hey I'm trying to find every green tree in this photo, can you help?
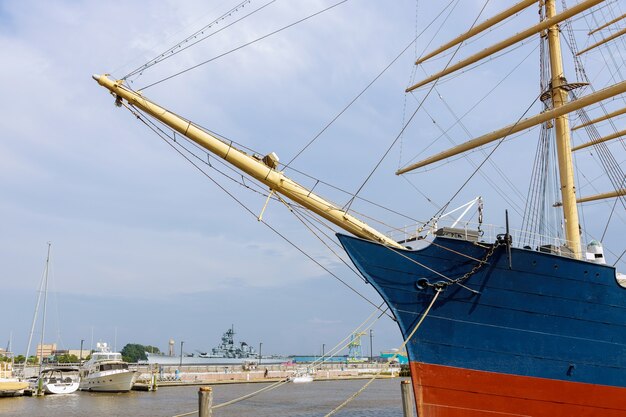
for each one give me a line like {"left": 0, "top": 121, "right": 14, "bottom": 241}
{"left": 56, "top": 354, "right": 79, "bottom": 363}
{"left": 121, "top": 343, "right": 160, "bottom": 363}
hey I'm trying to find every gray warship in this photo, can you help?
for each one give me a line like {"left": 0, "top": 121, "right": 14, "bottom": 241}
{"left": 144, "top": 327, "right": 288, "bottom": 365}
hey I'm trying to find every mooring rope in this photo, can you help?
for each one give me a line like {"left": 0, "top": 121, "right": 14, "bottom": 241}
{"left": 308, "top": 304, "right": 388, "bottom": 370}
{"left": 169, "top": 282, "right": 440, "bottom": 417}
{"left": 169, "top": 303, "right": 386, "bottom": 417}
{"left": 322, "top": 288, "right": 442, "bottom": 417}
{"left": 171, "top": 378, "right": 290, "bottom": 417}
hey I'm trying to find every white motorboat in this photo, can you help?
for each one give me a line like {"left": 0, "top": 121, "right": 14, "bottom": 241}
{"left": 32, "top": 367, "right": 80, "bottom": 394}
{"left": 79, "top": 342, "right": 137, "bottom": 392}
{"left": 290, "top": 368, "right": 314, "bottom": 384}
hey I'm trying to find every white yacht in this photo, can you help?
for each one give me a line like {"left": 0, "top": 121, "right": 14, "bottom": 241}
{"left": 79, "top": 342, "right": 137, "bottom": 392}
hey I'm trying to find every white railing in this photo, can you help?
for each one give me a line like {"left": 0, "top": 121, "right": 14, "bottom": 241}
{"left": 388, "top": 219, "right": 568, "bottom": 252}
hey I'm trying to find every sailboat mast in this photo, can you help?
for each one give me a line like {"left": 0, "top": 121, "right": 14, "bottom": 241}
{"left": 544, "top": 0, "right": 582, "bottom": 258}
{"left": 37, "top": 242, "right": 51, "bottom": 392}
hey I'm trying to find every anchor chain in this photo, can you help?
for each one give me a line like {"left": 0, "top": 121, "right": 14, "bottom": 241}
{"left": 424, "top": 239, "right": 505, "bottom": 291}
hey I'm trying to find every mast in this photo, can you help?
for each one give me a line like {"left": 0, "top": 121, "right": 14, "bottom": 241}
{"left": 37, "top": 242, "right": 51, "bottom": 395}
{"left": 398, "top": 1, "right": 615, "bottom": 258}
{"left": 93, "top": 75, "right": 403, "bottom": 249}
{"left": 544, "top": 0, "right": 581, "bottom": 257}
{"left": 24, "top": 258, "right": 47, "bottom": 374}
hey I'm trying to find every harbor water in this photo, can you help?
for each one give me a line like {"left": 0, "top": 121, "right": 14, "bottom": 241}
{"left": 2, "top": 378, "right": 411, "bottom": 416}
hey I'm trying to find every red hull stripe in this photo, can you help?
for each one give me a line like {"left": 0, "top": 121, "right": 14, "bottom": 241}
{"left": 410, "top": 362, "right": 626, "bottom": 417}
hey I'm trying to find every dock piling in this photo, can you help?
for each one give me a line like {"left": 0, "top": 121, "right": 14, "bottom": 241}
{"left": 198, "top": 386, "right": 213, "bottom": 417}
{"left": 401, "top": 380, "right": 414, "bottom": 417}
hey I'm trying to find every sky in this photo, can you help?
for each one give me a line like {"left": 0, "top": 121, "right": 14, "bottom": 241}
{"left": 1, "top": 0, "right": 624, "bottom": 358}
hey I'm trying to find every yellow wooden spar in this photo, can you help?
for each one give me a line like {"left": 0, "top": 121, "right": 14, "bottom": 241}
{"left": 572, "top": 128, "right": 626, "bottom": 151}
{"left": 396, "top": 80, "right": 626, "bottom": 173}
{"left": 572, "top": 106, "right": 626, "bottom": 131}
{"left": 92, "top": 74, "right": 403, "bottom": 249}
{"left": 414, "top": 0, "right": 537, "bottom": 65}
{"left": 588, "top": 12, "right": 626, "bottom": 35}
{"left": 576, "top": 189, "right": 626, "bottom": 204}
{"left": 406, "top": 0, "right": 604, "bottom": 93}
{"left": 577, "top": 26, "right": 626, "bottom": 55}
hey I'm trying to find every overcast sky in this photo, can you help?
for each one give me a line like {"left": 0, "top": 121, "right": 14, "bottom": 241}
{"left": 2, "top": 0, "right": 624, "bottom": 357}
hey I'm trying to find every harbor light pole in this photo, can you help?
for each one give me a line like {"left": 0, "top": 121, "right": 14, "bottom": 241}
{"left": 259, "top": 342, "right": 262, "bottom": 365}
{"left": 179, "top": 341, "right": 184, "bottom": 369}
{"left": 80, "top": 339, "right": 84, "bottom": 362}
{"left": 369, "top": 330, "right": 374, "bottom": 362}
{"left": 322, "top": 344, "right": 325, "bottom": 358}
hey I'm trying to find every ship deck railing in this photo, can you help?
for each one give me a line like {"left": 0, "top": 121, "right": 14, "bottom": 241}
{"left": 388, "top": 220, "right": 575, "bottom": 256}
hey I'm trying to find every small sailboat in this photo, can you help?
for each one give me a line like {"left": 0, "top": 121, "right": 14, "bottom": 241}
{"left": 93, "top": 0, "right": 626, "bottom": 414}
{"left": 31, "top": 368, "right": 80, "bottom": 395}
{"left": 23, "top": 243, "right": 80, "bottom": 395}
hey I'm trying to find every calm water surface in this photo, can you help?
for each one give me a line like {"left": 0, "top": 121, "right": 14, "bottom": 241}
{"left": 2, "top": 378, "right": 411, "bottom": 417}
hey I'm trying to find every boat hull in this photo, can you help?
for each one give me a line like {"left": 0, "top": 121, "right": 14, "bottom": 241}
{"left": 412, "top": 362, "right": 626, "bottom": 416}
{"left": 79, "top": 370, "right": 137, "bottom": 392}
{"left": 336, "top": 233, "right": 626, "bottom": 416}
{"left": 291, "top": 375, "right": 313, "bottom": 383}
{"left": 0, "top": 380, "right": 28, "bottom": 397}
{"left": 44, "top": 381, "right": 80, "bottom": 395}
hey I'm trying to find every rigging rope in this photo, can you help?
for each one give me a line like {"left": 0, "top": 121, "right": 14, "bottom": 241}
{"left": 171, "top": 378, "right": 290, "bottom": 417}
{"left": 124, "top": 0, "right": 269, "bottom": 80}
{"left": 433, "top": 93, "right": 542, "bottom": 234}
{"left": 123, "top": 102, "right": 395, "bottom": 319}
{"left": 342, "top": 0, "right": 494, "bottom": 214}
{"left": 171, "top": 304, "right": 388, "bottom": 417}
{"left": 322, "top": 288, "right": 442, "bottom": 417}
{"left": 284, "top": 0, "right": 459, "bottom": 169}
{"left": 139, "top": 0, "right": 349, "bottom": 90}
{"left": 307, "top": 304, "right": 388, "bottom": 370}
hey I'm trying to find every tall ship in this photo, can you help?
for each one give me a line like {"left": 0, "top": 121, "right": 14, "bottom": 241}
{"left": 94, "top": 0, "right": 626, "bottom": 414}
{"left": 145, "top": 327, "right": 287, "bottom": 365}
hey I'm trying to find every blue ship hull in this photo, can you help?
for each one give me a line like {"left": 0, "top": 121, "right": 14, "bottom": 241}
{"left": 337, "top": 233, "right": 626, "bottom": 415}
